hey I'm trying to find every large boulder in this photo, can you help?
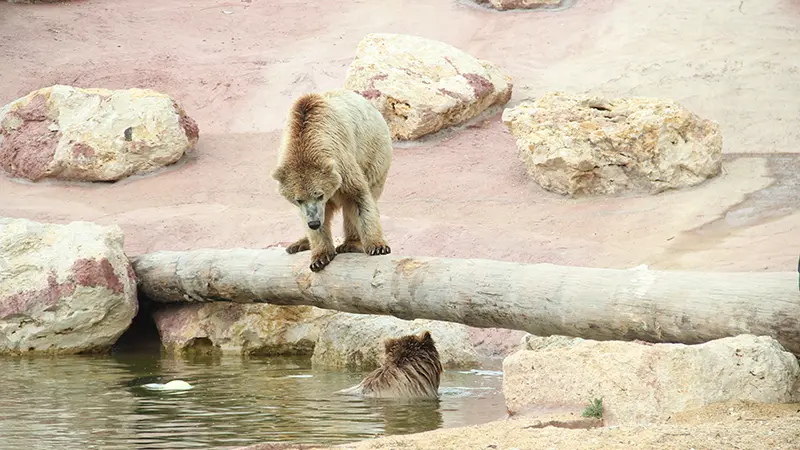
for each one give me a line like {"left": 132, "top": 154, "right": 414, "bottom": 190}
{"left": 311, "top": 314, "right": 481, "bottom": 370}
{"left": 344, "top": 33, "right": 513, "bottom": 140}
{"left": 501, "top": 92, "right": 723, "bottom": 197}
{"left": 0, "top": 85, "right": 199, "bottom": 182}
{"left": 0, "top": 218, "right": 138, "bottom": 354}
{"left": 152, "top": 303, "right": 335, "bottom": 356}
{"left": 503, "top": 334, "right": 800, "bottom": 425}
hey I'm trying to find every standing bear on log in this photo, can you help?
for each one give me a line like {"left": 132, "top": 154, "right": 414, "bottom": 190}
{"left": 271, "top": 89, "right": 394, "bottom": 272}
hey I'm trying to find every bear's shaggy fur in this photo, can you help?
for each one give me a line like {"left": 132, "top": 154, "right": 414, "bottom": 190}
{"left": 337, "top": 331, "right": 443, "bottom": 399}
{"left": 271, "top": 89, "right": 393, "bottom": 272}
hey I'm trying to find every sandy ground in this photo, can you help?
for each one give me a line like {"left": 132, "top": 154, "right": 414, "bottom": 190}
{"left": 327, "top": 401, "right": 800, "bottom": 450}
{"left": 1, "top": 0, "right": 800, "bottom": 446}
{"left": 1, "top": 0, "right": 798, "bottom": 272}
{"left": 237, "top": 401, "right": 800, "bottom": 450}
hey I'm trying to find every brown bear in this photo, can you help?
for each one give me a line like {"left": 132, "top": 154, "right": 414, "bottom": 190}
{"left": 271, "top": 89, "right": 393, "bottom": 272}
{"left": 336, "top": 330, "right": 444, "bottom": 399}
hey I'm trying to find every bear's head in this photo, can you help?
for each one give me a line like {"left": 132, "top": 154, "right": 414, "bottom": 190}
{"left": 272, "top": 158, "right": 342, "bottom": 231}
{"left": 383, "top": 330, "right": 440, "bottom": 368}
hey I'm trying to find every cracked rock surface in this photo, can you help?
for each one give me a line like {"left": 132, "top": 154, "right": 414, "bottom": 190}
{"left": 0, "top": 217, "right": 138, "bottom": 354}
{"left": 503, "top": 334, "right": 800, "bottom": 425}
{"left": 345, "top": 33, "right": 513, "bottom": 141}
{"left": 0, "top": 85, "right": 199, "bottom": 182}
{"left": 502, "top": 91, "right": 724, "bottom": 197}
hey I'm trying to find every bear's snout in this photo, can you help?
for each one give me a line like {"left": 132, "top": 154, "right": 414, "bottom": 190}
{"left": 307, "top": 220, "right": 321, "bottom": 230}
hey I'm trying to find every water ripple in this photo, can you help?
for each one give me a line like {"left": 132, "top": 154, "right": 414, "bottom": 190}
{"left": 0, "top": 354, "right": 504, "bottom": 449}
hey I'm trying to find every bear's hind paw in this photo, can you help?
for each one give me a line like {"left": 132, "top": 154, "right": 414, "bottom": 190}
{"left": 286, "top": 238, "right": 311, "bottom": 254}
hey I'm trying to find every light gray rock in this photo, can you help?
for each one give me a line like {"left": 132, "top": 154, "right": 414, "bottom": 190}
{"left": 503, "top": 334, "right": 800, "bottom": 425}
{"left": 311, "top": 313, "right": 481, "bottom": 370}
{"left": 502, "top": 91, "right": 723, "bottom": 197}
{"left": 0, "top": 218, "right": 138, "bottom": 354}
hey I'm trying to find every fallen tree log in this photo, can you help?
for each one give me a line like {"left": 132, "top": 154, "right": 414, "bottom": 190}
{"left": 130, "top": 248, "right": 800, "bottom": 354}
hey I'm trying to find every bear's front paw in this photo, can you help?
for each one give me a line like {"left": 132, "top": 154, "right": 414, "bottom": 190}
{"left": 366, "top": 243, "right": 391, "bottom": 256}
{"left": 310, "top": 251, "right": 337, "bottom": 272}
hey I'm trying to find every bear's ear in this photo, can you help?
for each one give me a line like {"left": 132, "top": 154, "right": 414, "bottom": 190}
{"left": 322, "top": 159, "right": 342, "bottom": 185}
{"left": 384, "top": 337, "right": 397, "bottom": 353}
{"left": 271, "top": 165, "right": 286, "bottom": 183}
{"left": 420, "top": 330, "right": 433, "bottom": 344}
{"left": 320, "top": 158, "right": 337, "bottom": 174}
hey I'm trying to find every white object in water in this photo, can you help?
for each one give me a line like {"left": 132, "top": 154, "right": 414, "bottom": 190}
{"left": 456, "top": 369, "right": 503, "bottom": 377}
{"left": 142, "top": 380, "right": 193, "bottom": 391}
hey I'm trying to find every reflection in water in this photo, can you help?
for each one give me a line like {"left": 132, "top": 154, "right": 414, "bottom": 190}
{"left": 377, "top": 397, "right": 443, "bottom": 435}
{"left": 0, "top": 353, "right": 505, "bottom": 449}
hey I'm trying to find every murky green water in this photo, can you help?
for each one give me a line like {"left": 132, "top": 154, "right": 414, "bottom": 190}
{"left": 0, "top": 353, "right": 505, "bottom": 450}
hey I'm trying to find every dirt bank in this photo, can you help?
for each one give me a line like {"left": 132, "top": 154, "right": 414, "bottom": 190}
{"left": 329, "top": 401, "right": 800, "bottom": 450}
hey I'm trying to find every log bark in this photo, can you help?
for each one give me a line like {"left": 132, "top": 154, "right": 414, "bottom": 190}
{"left": 130, "top": 248, "right": 800, "bottom": 354}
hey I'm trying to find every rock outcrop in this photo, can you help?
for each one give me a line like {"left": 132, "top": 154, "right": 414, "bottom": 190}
{"left": 502, "top": 92, "right": 723, "bottom": 197}
{"left": 503, "top": 334, "right": 800, "bottom": 425}
{"left": 345, "top": 33, "right": 513, "bottom": 140}
{"left": 0, "top": 85, "right": 199, "bottom": 182}
{"left": 311, "top": 314, "right": 481, "bottom": 370}
{"left": 474, "top": 0, "right": 568, "bottom": 11}
{"left": 0, "top": 218, "right": 138, "bottom": 354}
{"left": 152, "top": 303, "right": 335, "bottom": 356}
{"left": 151, "top": 302, "right": 481, "bottom": 368}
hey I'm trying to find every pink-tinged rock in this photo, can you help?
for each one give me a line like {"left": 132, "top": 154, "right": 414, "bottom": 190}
{"left": 0, "top": 218, "right": 138, "bottom": 354}
{"left": 344, "top": 33, "right": 513, "bottom": 140}
{"left": 149, "top": 301, "right": 482, "bottom": 368}
{"left": 0, "top": 93, "right": 60, "bottom": 181}
{"left": 0, "top": 85, "right": 199, "bottom": 182}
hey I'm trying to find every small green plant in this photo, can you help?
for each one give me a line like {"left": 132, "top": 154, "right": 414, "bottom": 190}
{"left": 581, "top": 397, "right": 604, "bottom": 419}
